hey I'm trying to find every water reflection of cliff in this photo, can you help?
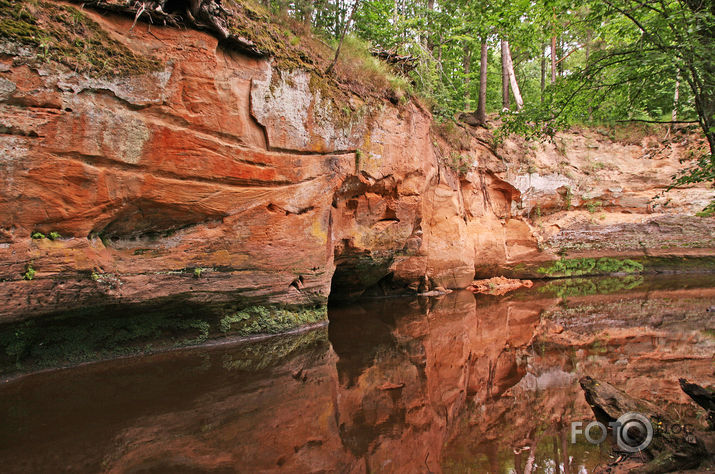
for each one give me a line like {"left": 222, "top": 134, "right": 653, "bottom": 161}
{"left": 0, "top": 275, "right": 712, "bottom": 473}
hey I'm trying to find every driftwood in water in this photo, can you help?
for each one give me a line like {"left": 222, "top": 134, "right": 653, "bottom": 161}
{"left": 579, "top": 376, "right": 708, "bottom": 473}
{"left": 680, "top": 378, "right": 715, "bottom": 430}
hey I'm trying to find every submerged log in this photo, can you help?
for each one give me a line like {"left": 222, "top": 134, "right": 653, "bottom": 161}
{"left": 679, "top": 378, "right": 715, "bottom": 430}
{"left": 579, "top": 376, "right": 708, "bottom": 473}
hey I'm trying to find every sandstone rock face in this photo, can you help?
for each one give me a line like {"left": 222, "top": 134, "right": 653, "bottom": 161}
{"left": 0, "top": 6, "right": 712, "bottom": 321}
{"left": 496, "top": 128, "right": 715, "bottom": 271}
{"left": 0, "top": 8, "right": 525, "bottom": 319}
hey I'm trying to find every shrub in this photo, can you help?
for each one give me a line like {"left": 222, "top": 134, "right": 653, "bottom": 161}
{"left": 586, "top": 200, "right": 603, "bottom": 213}
{"left": 219, "top": 305, "right": 327, "bottom": 336}
{"left": 696, "top": 201, "right": 715, "bottom": 218}
{"left": 331, "top": 35, "right": 412, "bottom": 98}
{"left": 23, "top": 264, "right": 36, "bottom": 280}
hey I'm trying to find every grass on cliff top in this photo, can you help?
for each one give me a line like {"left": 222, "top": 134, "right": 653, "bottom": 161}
{"left": 222, "top": 1, "right": 411, "bottom": 105}
{"left": 0, "top": 0, "right": 161, "bottom": 77}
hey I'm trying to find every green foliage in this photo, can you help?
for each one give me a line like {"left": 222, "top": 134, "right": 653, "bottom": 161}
{"left": 563, "top": 187, "right": 573, "bottom": 210}
{"left": 330, "top": 34, "right": 414, "bottom": 98}
{"left": 670, "top": 152, "right": 715, "bottom": 188}
{"left": 585, "top": 200, "right": 602, "bottom": 213}
{"left": 219, "top": 305, "right": 327, "bottom": 336}
{"left": 48, "top": 231, "right": 61, "bottom": 241}
{"left": 0, "top": 297, "right": 328, "bottom": 375}
{"left": 31, "top": 232, "right": 45, "bottom": 239}
{"left": 354, "top": 149, "right": 363, "bottom": 171}
{"left": 538, "top": 257, "right": 644, "bottom": 277}
{"left": 193, "top": 268, "right": 204, "bottom": 278}
{"left": 0, "top": 306, "right": 214, "bottom": 373}
{"left": 23, "top": 263, "right": 35, "bottom": 280}
{"left": 446, "top": 151, "right": 472, "bottom": 174}
{"left": 695, "top": 201, "right": 715, "bottom": 218}
{"left": 221, "top": 328, "right": 328, "bottom": 372}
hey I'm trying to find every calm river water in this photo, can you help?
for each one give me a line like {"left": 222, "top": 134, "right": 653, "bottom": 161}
{"left": 1, "top": 274, "right": 713, "bottom": 472}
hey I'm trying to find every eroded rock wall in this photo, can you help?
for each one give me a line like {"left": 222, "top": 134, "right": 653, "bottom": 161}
{"left": 0, "top": 4, "right": 712, "bottom": 322}
{"left": 495, "top": 128, "right": 715, "bottom": 273}
{"left": 0, "top": 7, "right": 522, "bottom": 319}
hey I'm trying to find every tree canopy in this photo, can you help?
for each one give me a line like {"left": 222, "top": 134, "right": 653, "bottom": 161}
{"left": 265, "top": 0, "right": 712, "bottom": 184}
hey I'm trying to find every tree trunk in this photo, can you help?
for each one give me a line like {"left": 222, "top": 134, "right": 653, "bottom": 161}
{"left": 463, "top": 44, "right": 471, "bottom": 111}
{"left": 501, "top": 40, "right": 510, "bottom": 110}
{"left": 679, "top": 378, "right": 714, "bottom": 429}
{"left": 540, "top": 43, "right": 546, "bottom": 103}
{"left": 551, "top": 35, "right": 557, "bottom": 83}
{"left": 425, "top": 0, "right": 435, "bottom": 51}
{"left": 503, "top": 40, "right": 524, "bottom": 110}
{"left": 476, "top": 41, "right": 488, "bottom": 123}
{"left": 326, "top": 0, "right": 360, "bottom": 75}
{"left": 393, "top": 0, "right": 398, "bottom": 31}
{"left": 667, "top": 71, "right": 680, "bottom": 137}
{"left": 672, "top": 71, "right": 680, "bottom": 122}
{"left": 303, "top": 0, "right": 312, "bottom": 28}
{"left": 586, "top": 31, "right": 592, "bottom": 120}
{"left": 437, "top": 33, "right": 442, "bottom": 63}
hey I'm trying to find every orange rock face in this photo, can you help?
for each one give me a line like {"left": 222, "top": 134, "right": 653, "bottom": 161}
{"left": 0, "top": 6, "right": 712, "bottom": 321}
{"left": 0, "top": 9, "right": 525, "bottom": 319}
{"left": 468, "top": 276, "right": 534, "bottom": 295}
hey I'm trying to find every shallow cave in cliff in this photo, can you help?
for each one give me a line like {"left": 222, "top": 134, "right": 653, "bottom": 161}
{"left": 328, "top": 239, "right": 399, "bottom": 304}
{"left": 91, "top": 199, "right": 223, "bottom": 247}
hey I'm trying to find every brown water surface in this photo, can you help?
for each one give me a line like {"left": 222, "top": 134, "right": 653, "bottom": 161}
{"left": 0, "top": 274, "right": 713, "bottom": 472}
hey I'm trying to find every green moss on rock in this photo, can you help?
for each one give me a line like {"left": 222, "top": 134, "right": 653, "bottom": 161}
{"left": 220, "top": 305, "right": 327, "bottom": 336}
{"left": 0, "top": 0, "right": 161, "bottom": 77}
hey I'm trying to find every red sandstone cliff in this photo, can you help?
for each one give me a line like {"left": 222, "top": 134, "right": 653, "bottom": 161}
{"left": 0, "top": 1, "right": 712, "bottom": 321}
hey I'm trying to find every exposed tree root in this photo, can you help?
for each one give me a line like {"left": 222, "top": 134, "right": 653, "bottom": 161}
{"left": 68, "top": 0, "right": 268, "bottom": 57}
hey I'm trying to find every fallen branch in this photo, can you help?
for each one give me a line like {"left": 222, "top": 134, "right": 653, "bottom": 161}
{"left": 580, "top": 376, "right": 708, "bottom": 473}
{"left": 679, "top": 378, "right": 715, "bottom": 430}
{"left": 370, "top": 48, "right": 418, "bottom": 74}
{"left": 615, "top": 119, "right": 699, "bottom": 124}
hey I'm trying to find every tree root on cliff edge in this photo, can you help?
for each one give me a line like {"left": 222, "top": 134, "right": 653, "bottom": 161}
{"left": 68, "top": 0, "right": 268, "bottom": 57}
